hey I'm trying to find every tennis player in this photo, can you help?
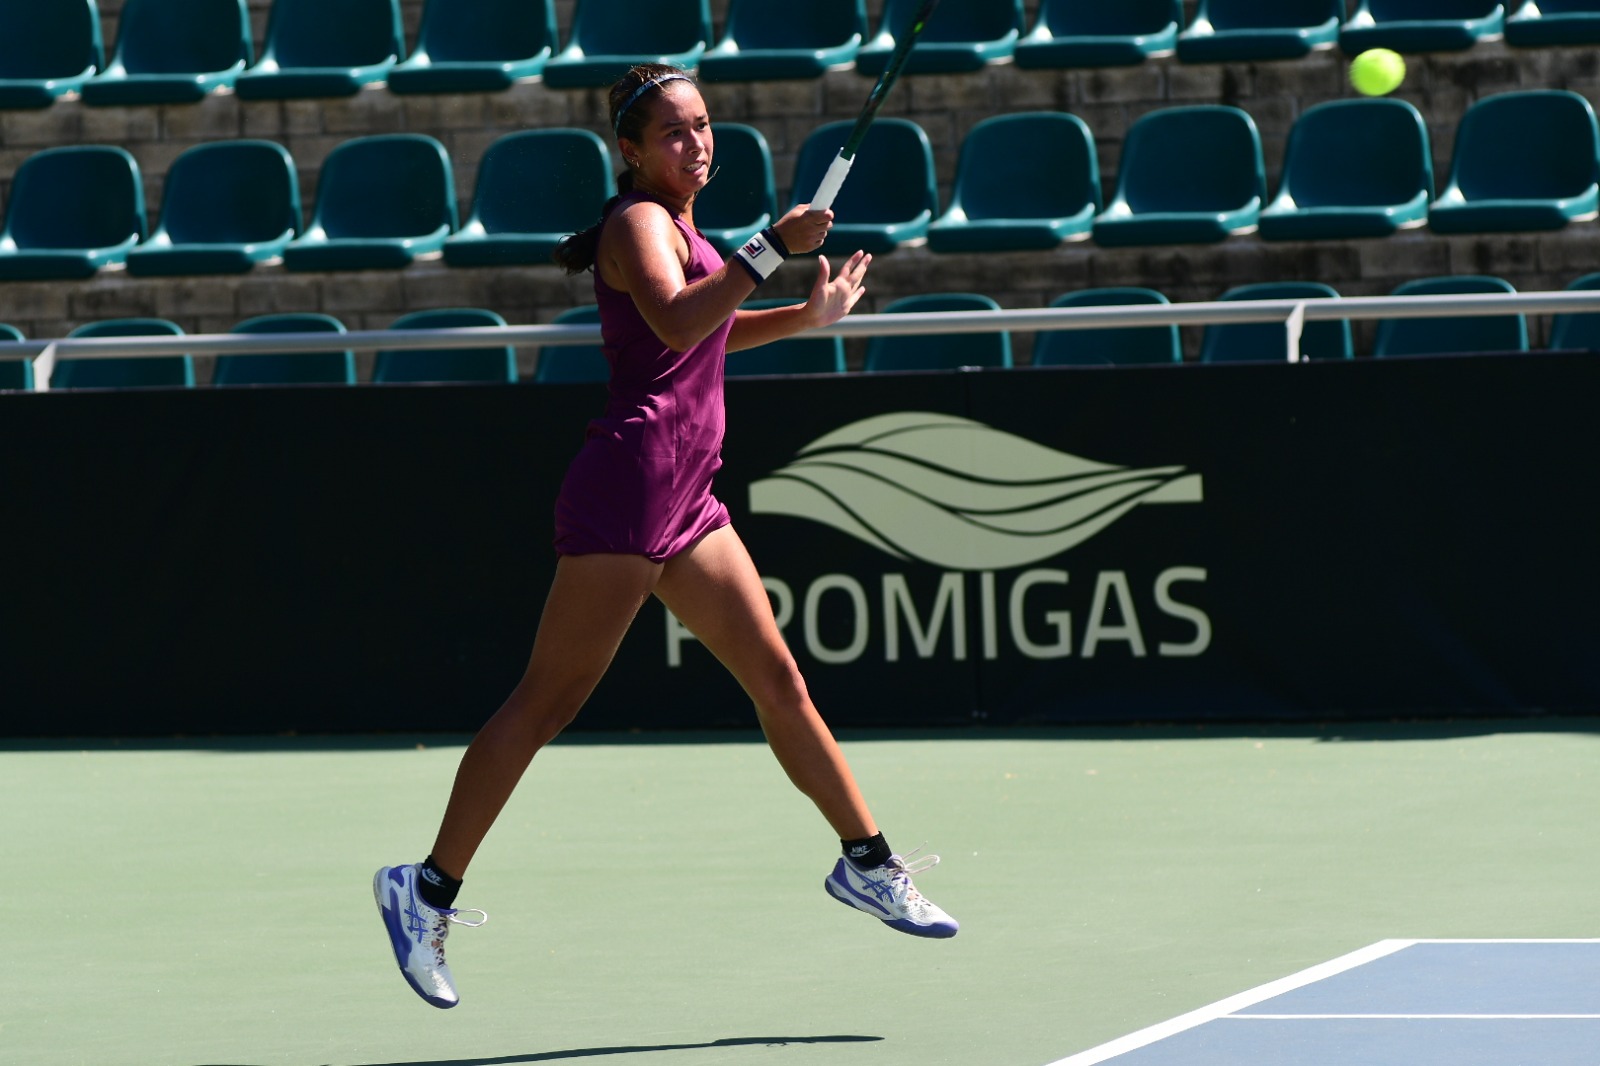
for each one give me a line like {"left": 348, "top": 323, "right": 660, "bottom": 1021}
{"left": 374, "top": 64, "right": 957, "bottom": 1010}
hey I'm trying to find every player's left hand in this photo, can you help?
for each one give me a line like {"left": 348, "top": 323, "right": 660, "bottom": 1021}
{"left": 806, "top": 250, "right": 871, "bottom": 328}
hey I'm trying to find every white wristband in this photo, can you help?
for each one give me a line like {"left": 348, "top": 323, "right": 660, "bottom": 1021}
{"left": 733, "top": 227, "right": 789, "bottom": 283}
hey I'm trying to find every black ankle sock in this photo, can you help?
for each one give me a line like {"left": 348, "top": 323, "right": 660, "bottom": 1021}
{"left": 417, "top": 856, "right": 462, "bottom": 910}
{"left": 842, "top": 832, "right": 892, "bottom": 869}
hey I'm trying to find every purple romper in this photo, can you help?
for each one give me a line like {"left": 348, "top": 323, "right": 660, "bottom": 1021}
{"left": 553, "top": 194, "right": 733, "bottom": 562}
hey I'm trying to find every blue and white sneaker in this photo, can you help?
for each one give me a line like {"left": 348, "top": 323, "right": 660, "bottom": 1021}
{"left": 373, "top": 863, "right": 487, "bottom": 1008}
{"left": 824, "top": 851, "right": 958, "bottom": 938}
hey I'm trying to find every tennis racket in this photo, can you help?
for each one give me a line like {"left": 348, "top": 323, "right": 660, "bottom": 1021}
{"left": 809, "top": 0, "right": 940, "bottom": 212}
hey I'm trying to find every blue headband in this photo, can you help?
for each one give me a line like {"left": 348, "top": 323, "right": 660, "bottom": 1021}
{"left": 614, "top": 74, "right": 692, "bottom": 137}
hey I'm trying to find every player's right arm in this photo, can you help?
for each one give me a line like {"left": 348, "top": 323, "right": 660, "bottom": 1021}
{"left": 601, "top": 200, "right": 825, "bottom": 353}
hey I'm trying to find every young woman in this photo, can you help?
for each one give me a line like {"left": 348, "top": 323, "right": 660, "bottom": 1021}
{"left": 374, "top": 64, "right": 956, "bottom": 1010}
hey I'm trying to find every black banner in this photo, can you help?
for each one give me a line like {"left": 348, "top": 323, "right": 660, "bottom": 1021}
{"left": 2, "top": 353, "right": 1596, "bottom": 737}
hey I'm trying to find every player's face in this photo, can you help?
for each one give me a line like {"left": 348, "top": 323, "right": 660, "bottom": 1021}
{"left": 628, "top": 85, "right": 714, "bottom": 203}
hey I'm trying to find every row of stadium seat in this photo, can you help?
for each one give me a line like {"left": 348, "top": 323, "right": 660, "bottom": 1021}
{"left": 0, "top": 88, "right": 1593, "bottom": 280}
{"left": 0, "top": 133, "right": 585, "bottom": 279}
{"left": 5, "top": 271, "right": 1597, "bottom": 392}
{"left": 7, "top": 0, "right": 1600, "bottom": 109}
{"left": 930, "top": 90, "right": 1600, "bottom": 251}
{"left": 0, "top": 309, "right": 516, "bottom": 390}
{"left": 818, "top": 274, "right": 1600, "bottom": 369}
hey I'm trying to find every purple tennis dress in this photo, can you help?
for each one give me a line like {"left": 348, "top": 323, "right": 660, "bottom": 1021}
{"left": 553, "top": 194, "right": 733, "bottom": 562}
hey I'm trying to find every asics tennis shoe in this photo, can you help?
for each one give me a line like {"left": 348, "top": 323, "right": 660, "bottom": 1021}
{"left": 824, "top": 851, "right": 958, "bottom": 938}
{"left": 373, "top": 863, "right": 487, "bottom": 1008}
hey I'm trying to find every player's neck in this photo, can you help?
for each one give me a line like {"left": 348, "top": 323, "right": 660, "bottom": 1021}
{"left": 633, "top": 176, "right": 695, "bottom": 222}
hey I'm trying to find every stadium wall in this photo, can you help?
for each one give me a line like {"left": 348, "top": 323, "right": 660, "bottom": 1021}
{"left": 1, "top": 352, "right": 1597, "bottom": 737}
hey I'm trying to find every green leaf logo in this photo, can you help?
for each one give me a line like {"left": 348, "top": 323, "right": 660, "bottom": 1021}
{"left": 749, "top": 412, "right": 1202, "bottom": 571}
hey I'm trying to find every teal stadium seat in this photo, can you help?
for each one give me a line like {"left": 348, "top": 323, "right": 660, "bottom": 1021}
{"left": 0, "top": 324, "right": 31, "bottom": 391}
{"left": 692, "top": 124, "right": 777, "bottom": 257}
{"left": 928, "top": 112, "right": 1101, "bottom": 253}
{"left": 727, "top": 298, "right": 846, "bottom": 376}
{"left": 1340, "top": 0, "right": 1507, "bottom": 54}
{"left": 1177, "top": 0, "right": 1343, "bottom": 62}
{"left": 542, "top": 0, "right": 712, "bottom": 89}
{"left": 792, "top": 118, "right": 938, "bottom": 256}
{"left": 284, "top": 135, "right": 457, "bottom": 271}
{"left": 858, "top": 0, "right": 1022, "bottom": 75}
{"left": 1259, "top": 98, "right": 1433, "bottom": 240}
{"left": 444, "top": 129, "right": 614, "bottom": 267}
{"left": 373, "top": 308, "right": 517, "bottom": 384}
{"left": 700, "top": 0, "right": 866, "bottom": 81}
{"left": 126, "top": 140, "right": 300, "bottom": 276}
{"left": 387, "top": 0, "right": 557, "bottom": 94}
{"left": 1506, "top": 0, "right": 1600, "bottom": 45}
{"left": 0, "top": 146, "right": 145, "bottom": 280}
{"left": 1032, "top": 288, "right": 1180, "bottom": 367}
{"left": 1428, "top": 90, "right": 1600, "bottom": 233}
{"left": 535, "top": 305, "right": 609, "bottom": 384}
{"left": 81, "top": 0, "right": 250, "bottom": 106}
{"left": 1374, "top": 275, "right": 1528, "bottom": 357}
{"left": 234, "top": 0, "right": 402, "bottom": 99}
{"left": 1199, "top": 282, "right": 1353, "bottom": 363}
{"left": 1016, "top": 0, "right": 1182, "bottom": 68}
{"left": 54, "top": 319, "right": 194, "bottom": 390}
{"left": 213, "top": 314, "right": 355, "bottom": 386}
{"left": 0, "top": 0, "right": 102, "bottom": 109}
{"left": 1548, "top": 272, "right": 1600, "bottom": 352}
{"left": 864, "top": 294, "right": 1012, "bottom": 373}
{"left": 1093, "top": 106, "right": 1265, "bottom": 247}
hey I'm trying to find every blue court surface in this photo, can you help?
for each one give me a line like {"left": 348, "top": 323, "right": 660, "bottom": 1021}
{"left": 1046, "top": 940, "right": 1600, "bottom": 1066}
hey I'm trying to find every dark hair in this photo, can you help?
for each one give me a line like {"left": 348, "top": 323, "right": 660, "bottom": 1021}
{"left": 552, "top": 64, "right": 695, "bottom": 276}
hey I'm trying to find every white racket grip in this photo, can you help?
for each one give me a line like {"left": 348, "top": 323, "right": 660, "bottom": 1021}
{"left": 32, "top": 341, "right": 57, "bottom": 392}
{"left": 809, "top": 152, "right": 854, "bottom": 212}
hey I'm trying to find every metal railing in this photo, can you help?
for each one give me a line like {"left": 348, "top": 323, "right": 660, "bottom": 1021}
{"left": 3, "top": 289, "right": 1598, "bottom": 390}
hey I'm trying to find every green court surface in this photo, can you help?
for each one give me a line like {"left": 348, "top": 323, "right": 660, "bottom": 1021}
{"left": 7, "top": 720, "right": 1597, "bottom": 1066}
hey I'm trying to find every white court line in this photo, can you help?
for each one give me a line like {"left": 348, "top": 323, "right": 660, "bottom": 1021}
{"left": 1226, "top": 1014, "right": 1600, "bottom": 1021}
{"left": 1400, "top": 938, "right": 1600, "bottom": 944}
{"left": 1042, "top": 939, "right": 1600, "bottom": 1066}
{"left": 1040, "top": 939, "right": 1417, "bottom": 1066}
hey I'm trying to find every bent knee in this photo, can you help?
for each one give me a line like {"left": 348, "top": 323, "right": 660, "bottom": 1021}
{"left": 746, "top": 658, "right": 813, "bottom": 718}
{"left": 495, "top": 673, "right": 598, "bottom": 739}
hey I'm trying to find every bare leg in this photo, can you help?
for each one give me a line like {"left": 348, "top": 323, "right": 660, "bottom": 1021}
{"left": 655, "top": 525, "right": 877, "bottom": 841}
{"left": 427, "top": 553, "right": 663, "bottom": 879}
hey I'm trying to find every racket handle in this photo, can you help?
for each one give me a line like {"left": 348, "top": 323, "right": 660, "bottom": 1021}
{"left": 809, "top": 152, "right": 854, "bottom": 212}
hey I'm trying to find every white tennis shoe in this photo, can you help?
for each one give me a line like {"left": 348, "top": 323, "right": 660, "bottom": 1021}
{"left": 824, "top": 851, "right": 958, "bottom": 938}
{"left": 373, "top": 863, "right": 487, "bottom": 1008}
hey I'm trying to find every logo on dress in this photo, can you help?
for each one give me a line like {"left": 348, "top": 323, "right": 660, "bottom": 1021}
{"left": 748, "top": 411, "right": 1202, "bottom": 571}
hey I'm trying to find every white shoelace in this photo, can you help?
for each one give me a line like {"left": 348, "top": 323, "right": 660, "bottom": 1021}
{"left": 897, "top": 846, "right": 940, "bottom": 877}
{"left": 886, "top": 847, "right": 940, "bottom": 903}
{"left": 424, "top": 908, "right": 489, "bottom": 966}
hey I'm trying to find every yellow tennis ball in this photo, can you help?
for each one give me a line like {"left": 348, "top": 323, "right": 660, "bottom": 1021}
{"left": 1350, "top": 48, "right": 1406, "bottom": 96}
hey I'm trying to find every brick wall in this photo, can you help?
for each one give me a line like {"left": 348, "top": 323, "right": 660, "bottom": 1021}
{"left": 3, "top": 6, "right": 1596, "bottom": 365}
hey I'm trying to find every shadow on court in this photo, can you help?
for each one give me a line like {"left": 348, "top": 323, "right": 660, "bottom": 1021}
{"left": 190, "top": 1034, "right": 885, "bottom": 1066}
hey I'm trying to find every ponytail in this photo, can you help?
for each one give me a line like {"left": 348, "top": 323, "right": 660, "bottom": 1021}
{"left": 552, "top": 170, "right": 635, "bottom": 275}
